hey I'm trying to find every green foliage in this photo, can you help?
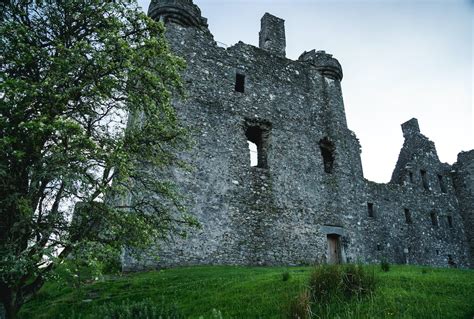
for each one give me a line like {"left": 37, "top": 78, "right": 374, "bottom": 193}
{"left": 308, "top": 264, "right": 376, "bottom": 303}
{"left": 282, "top": 271, "right": 291, "bottom": 282}
{"left": 381, "top": 259, "right": 390, "bottom": 272}
{"left": 0, "top": 0, "right": 196, "bottom": 316}
{"left": 18, "top": 265, "right": 474, "bottom": 319}
{"left": 52, "top": 253, "right": 121, "bottom": 290}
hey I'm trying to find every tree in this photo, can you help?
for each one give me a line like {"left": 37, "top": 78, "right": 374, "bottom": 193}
{"left": 0, "top": 1, "right": 196, "bottom": 318}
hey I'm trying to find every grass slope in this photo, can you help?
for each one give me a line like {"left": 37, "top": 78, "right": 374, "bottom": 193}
{"left": 20, "top": 265, "right": 474, "bottom": 319}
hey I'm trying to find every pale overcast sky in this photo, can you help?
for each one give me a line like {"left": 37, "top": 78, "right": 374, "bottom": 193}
{"left": 137, "top": 0, "right": 473, "bottom": 183}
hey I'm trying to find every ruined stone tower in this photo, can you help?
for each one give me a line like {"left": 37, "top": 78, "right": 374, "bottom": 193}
{"left": 122, "top": 0, "right": 473, "bottom": 270}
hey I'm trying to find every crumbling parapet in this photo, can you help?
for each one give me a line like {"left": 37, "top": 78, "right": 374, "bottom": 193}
{"left": 401, "top": 118, "right": 420, "bottom": 138}
{"left": 391, "top": 118, "right": 441, "bottom": 186}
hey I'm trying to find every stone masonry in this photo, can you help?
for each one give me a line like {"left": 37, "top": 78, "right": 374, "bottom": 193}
{"left": 122, "top": 0, "right": 473, "bottom": 270}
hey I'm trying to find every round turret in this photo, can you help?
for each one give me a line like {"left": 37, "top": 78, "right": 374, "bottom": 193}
{"left": 299, "top": 50, "right": 343, "bottom": 81}
{"left": 148, "top": 0, "right": 208, "bottom": 28}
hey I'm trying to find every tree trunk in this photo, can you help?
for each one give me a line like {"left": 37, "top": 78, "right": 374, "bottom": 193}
{"left": 1, "top": 288, "right": 19, "bottom": 319}
{"left": 5, "top": 304, "right": 19, "bottom": 319}
{"left": 0, "top": 303, "right": 5, "bottom": 319}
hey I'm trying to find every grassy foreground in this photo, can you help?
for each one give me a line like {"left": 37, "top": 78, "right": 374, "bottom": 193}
{"left": 19, "top": 265, "right": 474, "bottom": 319}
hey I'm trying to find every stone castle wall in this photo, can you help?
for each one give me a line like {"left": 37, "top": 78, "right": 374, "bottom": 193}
{"left": 453, "top": 151, "right": 474, "bottom": 267}
{"left": 121, "top": 0, "right": 472, "bottom": 270}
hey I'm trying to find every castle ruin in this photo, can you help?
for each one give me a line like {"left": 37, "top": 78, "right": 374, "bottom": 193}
{"left": 122, "top": 0, "right": 474, "bottom": 270}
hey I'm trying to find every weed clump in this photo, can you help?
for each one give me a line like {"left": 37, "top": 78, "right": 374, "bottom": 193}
{"left": 380, "top": 259, "right": 390, "bottom": 272}
{"left": 93, "top": 299, "right": 184, "bottom": 319}
{"left": 282, "top": 271, "right": 291, "bottom": 282}
{"left": 308, "top": 264, "right": 376, "bottom": 303}
{"left": 287, "top": 289, "right": 312, "bottom": 319}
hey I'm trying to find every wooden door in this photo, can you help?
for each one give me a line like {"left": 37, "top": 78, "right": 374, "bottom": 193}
{"left": 327, "top": 234, "right": 341, "bottom": 264}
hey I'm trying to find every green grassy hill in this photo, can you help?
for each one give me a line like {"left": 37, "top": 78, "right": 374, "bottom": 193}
{"left": 19, "top": 265, "right": 474, "bottom": 319}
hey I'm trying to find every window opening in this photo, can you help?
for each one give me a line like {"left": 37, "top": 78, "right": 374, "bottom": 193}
{"left": 319, "top": 137, "right": 335, "bottom": 174}
{"left": 430, "top": 211, "right": 438, "bottom": 227}
{"left": 420, "top": 169, "right": 429, "bottom": 191}
{"left": 404, "top": 208, "right": 412, "bottom": 224}
{"left": 235, "top": 73, "right": 245, "bottom": 93}
{"left": 437, "top": 174, "right": 447, "bottom": 193}
{"left": 245, "top": 122, "right": 271, "bottom": 168}
{"left": 367, "top": 203, "right": 375, "bottom": 218}
{"left": 447, "top": 215, "right": 453, "bottom": 228}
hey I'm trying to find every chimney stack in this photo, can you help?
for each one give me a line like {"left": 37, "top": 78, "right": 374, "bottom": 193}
{"left": 259, "top": 13, "right": 286, "bottom": 58}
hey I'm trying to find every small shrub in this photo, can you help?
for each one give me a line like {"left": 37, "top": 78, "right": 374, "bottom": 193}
{"left": 308, "top": 264, "right": 376, "bottom": 303}
{"left": 421, "top": 268, "right": 428, "bottom": 274}
{"left": 308, "top": 264, "right": 342, "bottom": 303}
{"left": 342, "top": 264, "right": 376, "bottom": 298}
{"left": 287, "top": 290, "right": 312, "bottom": 319}
{"left": 92, "top": 299, "right": 184, "bottom": 319}
{"left": 380, "top": 259, "right": 390, "bottom": 272}
{"left": 282, "top": 271, "right": 291, "bottom": 281}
